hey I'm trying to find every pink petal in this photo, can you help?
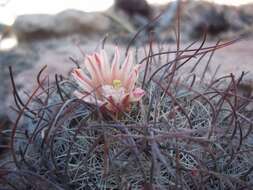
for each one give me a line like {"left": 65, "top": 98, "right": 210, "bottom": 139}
{"left": 100, "top": 49, "right": 111, "bottom": 83}
{"left": 94, "top": 53, "right": 102, "bottom": 67}
{"left": 130, "top": 88, "right": 145, "bottom": 102}
{"left": 121, "top": 51, "right": 133, "bottom": 83}
{"left": 71, "top": 69, "right": 93, "bottom": 91}
{"left": 124, "top": 64, "right": 141, "bottom": 91}
{"left": 94, "top": 52, "right": 108, "bottom": 83}
{"left": 111, "top": 46, "right": 120, "bottom": 81}
{"left": 109, "top": 93, "right": 130, "bottom": 113}
{"left": 106, "top": 95, "right": 118, "bottom": 112}
{"left": 121, "top": 94, "right": 130, "bottom": 111}
{"left": 85, "top": 55, "right": 104, "bottom": 85}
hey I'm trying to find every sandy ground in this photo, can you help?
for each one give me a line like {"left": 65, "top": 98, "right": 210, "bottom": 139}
{"left": 195, "top": 39, "right": 253, "bottom": 79}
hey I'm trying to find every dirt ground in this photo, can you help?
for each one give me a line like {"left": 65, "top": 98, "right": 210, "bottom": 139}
{"left": 196, "top": 39, "right": 253, "bottom": 79}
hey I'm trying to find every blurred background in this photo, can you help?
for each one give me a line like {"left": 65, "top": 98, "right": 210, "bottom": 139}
{"left": 1, "top": 0, "right": 253, "bottom": 126}
{"left": 0, "top": 0, "right": 253, "bottom": 25}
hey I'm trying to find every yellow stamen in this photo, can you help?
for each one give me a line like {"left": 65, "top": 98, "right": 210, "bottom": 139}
{"left": 113, "top": 80, "right": 121, "bottom": 89}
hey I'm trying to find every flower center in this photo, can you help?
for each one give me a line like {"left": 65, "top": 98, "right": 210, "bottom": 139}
{"left": 112, "top": 79, "right": 121, "bottom": 90}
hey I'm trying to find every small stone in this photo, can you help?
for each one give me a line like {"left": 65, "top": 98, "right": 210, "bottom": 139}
{"left": 13, "top": 9, "right": 111, "bottom": 41}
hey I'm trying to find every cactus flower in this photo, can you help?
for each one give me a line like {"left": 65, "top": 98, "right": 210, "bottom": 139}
{"left": 71, "top": 47, "right": 145, "bottom": 112}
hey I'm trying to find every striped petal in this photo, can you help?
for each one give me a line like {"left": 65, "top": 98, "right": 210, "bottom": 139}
{"left": 120, "top": 51, "right": 133, "bottom": 83}
{"left": 85, "top": 55, "right": 104, "bottom": 85}
{"left": 111, "top": 46, "right": 120, "bottom": 81}
{"left": 124, "top": 64, "right": 141, "bottom": 91}
{"left": 71, "top": 68, "right": 93, "bottom": 91}
{"left": 100, "top": 49, "right": 111, "bottom": 83}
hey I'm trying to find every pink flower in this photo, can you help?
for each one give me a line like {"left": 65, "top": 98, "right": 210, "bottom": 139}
{"left": 71, "top": 47, "right": 145, "bottom": 112}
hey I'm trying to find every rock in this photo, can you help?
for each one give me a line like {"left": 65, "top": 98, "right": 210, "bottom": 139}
{"left": 181, "top": 1, "right": 230, "bottom": 39}
{"left": 13, "top": 9, "right": 111, "bottom": 41}
{"left": 179, "top": 1, "right": 253, "bottom": 40}
{"left": 240, "top": 3, "right": 253, "bottom": 25}
{"left": 194, "top": 9, "right": 229, "bottom": 37}
{"left": 115, "top": 0, "right": 152, "bottom": 18}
